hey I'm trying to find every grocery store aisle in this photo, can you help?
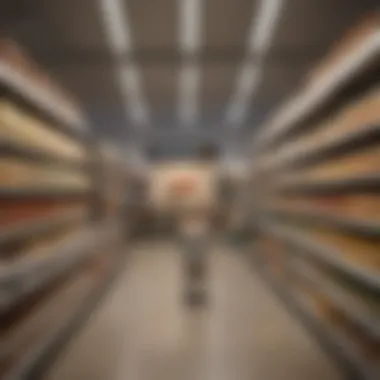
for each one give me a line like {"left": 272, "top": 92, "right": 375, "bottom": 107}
{"left": 46, "top": 242, "right": 341, "bottom": 380}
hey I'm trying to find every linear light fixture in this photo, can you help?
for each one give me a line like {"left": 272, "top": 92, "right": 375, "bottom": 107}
{"left": 227, "top": 63, "right": 260, "bottom": 125}
{"left": 226, "top": 0, "right": 283, "bottom": 126}
{"left": 178, "top": 62, "right": 200, "bottom": 126}
{"left": 119, "top": 64, "right": 149, "bottom": 125}
{"left": 179, "top": 0, "right": 202, "bottom": 54}
{"left": 178, "top": 0, "right": 202, "bottom": 126}
{"left": 247, "top": 0, "right": 283, "bottom": 55}
{"left": 100, "top": 0, "right": 149, "bottom": 127}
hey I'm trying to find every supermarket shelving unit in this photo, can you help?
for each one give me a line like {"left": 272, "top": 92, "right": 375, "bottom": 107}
{"left": 0, "top": 41, "right": 129, "bottom": 379}
{"left": 247, "top": 14, "right": 380, "bottom": 380}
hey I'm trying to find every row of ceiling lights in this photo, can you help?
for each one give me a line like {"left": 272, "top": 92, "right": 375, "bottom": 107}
{"left": 99, "top": 0, "right": 283, "bottom": 130}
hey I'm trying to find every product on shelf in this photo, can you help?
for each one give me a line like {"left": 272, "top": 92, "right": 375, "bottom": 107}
{"left": 272, "top": 194, "right": 380, "bottom": 224}
{"left": 1, "top": 267, "right": 96, "bottom": 376}
{"left": 250, "top": 12, "right": 380, "bottom": 374}
{"left": 0, "top": 159, "right": 89, "bottom": 189}
{"left": 0, "top": 101, "right": 85, "bottom": 160}
{"left": 332, "top": 87, "right": 380, "bottom": 134}
{"left": 25, "top": 225, "right": 83, "bottom": 257}
{"left": 280, "top": 145, "right": 380, "bottom": 185}
{"left": 0, "top": 200, "right": 86, "bottom": 227}
{"left": 302, "top": 87, "right": 380, "bottom": 152}
{"left": 295, "top": 258, "right": 380, "bottom": 359}
{"left": 0, "top": 38, "right": 125, "bottom": 380}
{"left": 294, "top": 223, "right": 380, "bottom": 270}
{"left": 0, "top": 38, "right": 83, "bottom": 127}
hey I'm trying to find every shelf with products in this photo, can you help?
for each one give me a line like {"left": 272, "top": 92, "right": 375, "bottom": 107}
{"left": 244, "top": 250, "right": 379, "bottom": 380}
{"left": 0, "top": 221, "right": 119, "bottom": 312}
{"left": 292, "top": 258, "right": 380, "bottom": 342}
{"left": 255, "top": 93, "right": 380, "bottom": 175}
{"left": 254, "top": 218, "right": 380, "bottom": 295}
{"left": 0, "top": 208, "right": 87, "bottom": 247}
{"left": 247, "top": 13, "right": 380, "bottom": 380}
{"left": 268, "top": 206, "right": 380, "bottom": 238}
{"left": 258, "top": 194, "right": 380, "bottom": 238}
{"left": 251, "top": 13, "right": 380, "bottom": 156}
{"left": 1, "top": 246, "right": 126, "bottom": 380}
{"left": 0, "top": 39, "right": 128, "bottom": 379}
{"left": 0, "top": 40, "right": 88, "bottom": 140}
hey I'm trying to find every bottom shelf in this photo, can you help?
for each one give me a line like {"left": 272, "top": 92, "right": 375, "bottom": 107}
{"left": 244, "top": 251, "right": 379, "bottom": 380}
{"left": 2, "top": 248, "right": 128, "bottom": 380}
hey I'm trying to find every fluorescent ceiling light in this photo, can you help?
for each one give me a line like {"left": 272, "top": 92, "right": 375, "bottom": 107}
{"left": 119, "top": 64, "right": 149, "bottom": 125}
{"left": 226, "top": 0, "right": 283, "bottom": 126}
{"left": 235, "top": 64, "right": 260, "bottom": 99}
{"left": 100, "top": 0, "right": 149, "bottom": 127}
{"left": 226, "top": 63, "right": 260, "bottom": 124}
{"left": 178, "top": 0, "right": 203, "bottom": 126}
{"left": 179, "top": 0, "right": 202, "bottom": 54}
{"left": 247, "top": 0, "right": 283, "bottom": 55}
{"left": 100, "top": 0, "right": 132, "bottom": 55}
{"left": 178, "top": 63, "right": 200, "bottom": 126}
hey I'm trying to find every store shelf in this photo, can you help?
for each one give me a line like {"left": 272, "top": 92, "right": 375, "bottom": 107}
{"left": 265, "top": 206, "right": 380, "bottom": 238}
{"left": 0, "top": 187, "right": 89, "bottom": 201}
{"left": 0, "top": 221, "right": 118, "bottom": 313}
{"left": 279, "top": 174, "right": 380, "bottom": 195}
{"left": 245, "top": 253, "right": 378, "bottom": 380}
{"left": 256, "top": 220, "right": 380, "bottom": 295}
{"left": 0, "top": 141, "right": 86, "bottom": 171}
{"left": 2, "top": 249, "right": 127, "bottom": 380}
{"left": 0, "top": 62, "right": 88, "bottom": 141}
{"left": 0, "top": 208, "right": 87, "bottom": 246}
{"left": 252, "top": 29, "right": 380, "bottom": 153}
{"left": 257, "top": 122, "right": 380, "bottom": 173}
{"left": 295, "top": 263, "right": 380, "bottom": 341}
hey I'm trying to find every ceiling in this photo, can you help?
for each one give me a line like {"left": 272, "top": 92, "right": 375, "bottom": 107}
{"left": 1, "top": 0, "right": 378, "bottom": 158}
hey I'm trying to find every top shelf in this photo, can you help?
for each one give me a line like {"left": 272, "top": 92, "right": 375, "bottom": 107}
{"left": 252, "top": 20, "right": 380, "bottom": 153}
{"left": 0, "top": 41, "right": 89, "bottom": 141}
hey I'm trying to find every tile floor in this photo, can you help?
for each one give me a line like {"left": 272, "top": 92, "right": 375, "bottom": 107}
{"left": 46, "top": 242, "right": 342, "bottom": 380}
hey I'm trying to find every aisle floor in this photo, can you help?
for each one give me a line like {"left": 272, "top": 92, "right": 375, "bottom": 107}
{"left": 47, "top": 242, "right": 342, "bottom": 380}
